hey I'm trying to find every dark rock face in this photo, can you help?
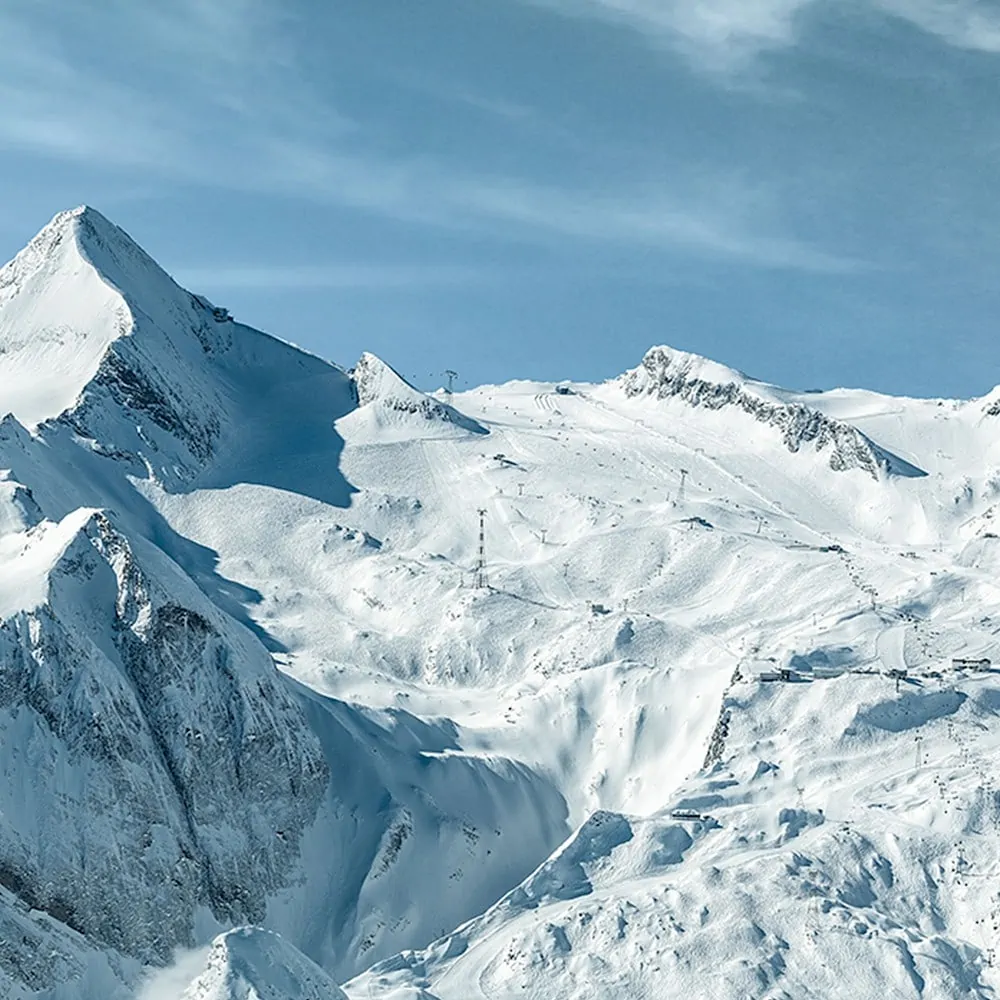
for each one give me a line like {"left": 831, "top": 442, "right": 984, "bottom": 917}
{"left": 0, "top": 513, "right": 328, "bottom": 970}
{"left": 70, "top": 346, "right": 222, "bottom": 465}
{"left": 623, "top": 347, "right": 882, "bottom": 479}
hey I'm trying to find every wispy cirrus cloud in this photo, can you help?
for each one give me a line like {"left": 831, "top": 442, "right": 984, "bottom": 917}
{"left": 0, "top": 0, "right": 857, "bottom": 273}
{"left": 527, "top": 0, "right": 812, "bottom": 70}
{"left": 242, "top": 135, "right": 859, "bottom": 272}
{"left": 879, "top": 0, "right": 1000, "bottom": 53}
{"left": 171, "top": 262, "right": 491, "bottom": 292}
{"left": 523, "top": 0, "right": 1000, "bottom": 70}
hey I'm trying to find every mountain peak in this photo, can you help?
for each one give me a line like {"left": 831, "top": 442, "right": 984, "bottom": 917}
{"left": 0, "top": 207, "right": 145, "bottom": 428}
{"left": 638, "top": 343, "right": 752, "bottom": 389}
{"left": 353, "top": 351, "right": 421, "bottom": 408}
{"left": 350, "top": 351, "right": 487, "bottom": 436}
{"left": 50, "top": 203, "right": 103, "bottom": 228}
{"left": 0, "top": 202, "right": 237, "bottom": 463}
{"left": 7, "top": 205, "right": 139, "bottom": 277}
{"left": 180, "top": 928, "right": 348, "bottom": 1000}
{"left": 620, "top": 344, "right": 888, "bottom": 478}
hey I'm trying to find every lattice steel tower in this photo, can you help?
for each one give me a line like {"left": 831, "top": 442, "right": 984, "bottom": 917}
{"left": 474, "top": 508, "right": 488, "bottom": 589}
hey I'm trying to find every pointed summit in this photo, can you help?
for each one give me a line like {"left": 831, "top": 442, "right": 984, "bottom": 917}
{"left": 351, "top": 351, "right": 487, "bottom": 435}
{"left": 180, "top": 928, "right": 349, "bottom": 1000}
{"left": 0, "top": 203, "right": 239, "bottom": 483}
{"left": 0, "top": 206, "right": 140, "bottom": 427}
{"left": 1, "top": 205, "right": 162, "bottom": 301}
{"left": 0, "top": 206, "right": 356, "bottom": 494}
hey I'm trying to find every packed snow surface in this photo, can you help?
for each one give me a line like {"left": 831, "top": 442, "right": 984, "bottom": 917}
{"left": 1, "top": 207, "right": 1000, "bottom": 999}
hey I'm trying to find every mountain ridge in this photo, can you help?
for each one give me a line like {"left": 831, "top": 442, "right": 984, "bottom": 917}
{"left": 2, "top": 207, "right": 1000, "bottom": 998}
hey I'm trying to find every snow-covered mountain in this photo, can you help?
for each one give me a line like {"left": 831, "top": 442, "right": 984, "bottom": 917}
{"left": 2, "top": 207, "right": 1000, "bottom": 999}
{"left": 178, "top": 928, "right": 348, "bottom": 1000}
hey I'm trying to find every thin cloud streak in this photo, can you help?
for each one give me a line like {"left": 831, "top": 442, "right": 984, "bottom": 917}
{"left": 243, "top": 137, "right": 860, "bottom": 272}
{"left": 524, "top": 0, "right": 1000, "bottom": 69}
{"left": 0, "top": 1, "right": 857, "bottom": 274}
{"left": 528, "top": 0, "right": 811, "bottom": 70}
{"left": 171, "top": 262, "right": 493, "bottom": 292}
{"left": 878, "top": 0, "right": 1000, "bottom": 53}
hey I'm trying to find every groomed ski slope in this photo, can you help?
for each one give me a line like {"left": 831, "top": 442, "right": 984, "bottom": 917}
{"left": 145, "top": 356, "right": 1000, "bottom": 825}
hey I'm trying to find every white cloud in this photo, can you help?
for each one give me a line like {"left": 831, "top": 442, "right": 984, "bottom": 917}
{"left": 526, "top": 0, "right": 1000, "bottom": 68}
{"left": 239, "top": 136, "right": 858, "bottom": 271}
{"left": 527, "top": 0, "right": 816, "bottom": 69}
{"left": 0, "top": 0, "right": 856, "bottom": 273}
{"left": 876, "top": 0, "right": 1000, "bottom": 53}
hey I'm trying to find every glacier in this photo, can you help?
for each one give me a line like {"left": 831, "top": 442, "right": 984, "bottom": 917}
{"left": 1, "top": 206, "right": 1000, "bottom": 998}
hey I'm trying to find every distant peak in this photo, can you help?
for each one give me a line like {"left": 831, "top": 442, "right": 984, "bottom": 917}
{"left": 638, "top": 344, "right": 752, "bottom": 389}
{"left": 350, "top": 352, "right": 488, "bottom": 435}
{"left": 620, "top": 344, "right": 889, "bottom": 479}
{"left": 180, "top": 927, "right": 349, "bottom": 1000}
{"left": 353, "top": 351, "right": 414, "bottom": 407}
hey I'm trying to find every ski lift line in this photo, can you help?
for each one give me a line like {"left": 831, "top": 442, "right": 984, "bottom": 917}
{"left": 577, "top": 391, "right": 844, "bottom": 549}
{"left": 473, "top": 452, "right": 575, "bottom": 607}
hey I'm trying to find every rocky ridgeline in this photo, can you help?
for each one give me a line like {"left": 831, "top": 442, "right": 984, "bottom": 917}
{"left": 622, "top": 346, "right": 884, "bottom": 478}
{"left": 352, "top": 351, "right": 487, "bottom": 434}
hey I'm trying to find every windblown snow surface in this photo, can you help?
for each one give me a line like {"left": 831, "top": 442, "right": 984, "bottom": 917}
{"left": 2, "top": 208, "right": 1000, "bottom": 999}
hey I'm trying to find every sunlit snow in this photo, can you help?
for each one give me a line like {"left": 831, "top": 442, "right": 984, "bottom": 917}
{"left": 1, "top": 208, "right": 999, "bottom": 999}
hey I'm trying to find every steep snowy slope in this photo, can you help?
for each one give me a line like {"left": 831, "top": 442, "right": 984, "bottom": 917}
{"left": 0, "top": 208, "right": 130, "bottom": 427}
{"left": 0, "top": 492, "right": 329, "bottom": 973}
{"left": 4, "top": 206, "right": 1000, "bottom": 999}
{"left": 0, "top": 205, "right": 358, "bottom": 499}
{"left": 348, "top": 665, "right": 1000, "bottom": 999}
{"left": 0, "top": 209, "right": 567, "bottom": 999}
{"left": 179, "top": 928, "right": 348, "bottom": 1000}
{"left": 350, "top": 351, "right": 487, "bottom": 438}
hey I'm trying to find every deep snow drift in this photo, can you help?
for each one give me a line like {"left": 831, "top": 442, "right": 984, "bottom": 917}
{"left": 2, "top": 207, "right": 1000, "bottom": 999}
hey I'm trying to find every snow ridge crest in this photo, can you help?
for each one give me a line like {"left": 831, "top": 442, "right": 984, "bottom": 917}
{"left": 352, "top": 352, "right": 487, "bottom": 435}
{"left": 623, "top": 345, "right": 884, "bottom": 478}
{"left": 0, "top": 206, "right": 146, "bottom": 305}
{"left": 180, "top": 928, "right": 349, "bottom": 1000}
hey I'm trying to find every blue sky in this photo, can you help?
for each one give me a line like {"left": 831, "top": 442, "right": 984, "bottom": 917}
{"left": 1, "top": 1, "right": 998, "bottom": 397}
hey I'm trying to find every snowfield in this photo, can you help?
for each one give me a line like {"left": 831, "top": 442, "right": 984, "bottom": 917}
{"left": 1, "top": 207, "right": 1000, "bottom": 998}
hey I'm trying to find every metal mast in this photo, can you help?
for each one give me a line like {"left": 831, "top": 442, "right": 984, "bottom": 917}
{"left": 474, "top": 508, "right": 488, "bottom": 589}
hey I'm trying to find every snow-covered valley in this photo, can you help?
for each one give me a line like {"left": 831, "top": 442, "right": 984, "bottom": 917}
{"left": 2, "top": 207, "right": 1000, "bottom": 998}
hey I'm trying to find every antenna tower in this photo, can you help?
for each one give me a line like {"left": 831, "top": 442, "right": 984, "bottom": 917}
{"left": 444, "top": 370, "right": 458, "bottom": 397}
{"left": 474, "top": 508, "right": 488, "bottom": 589}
